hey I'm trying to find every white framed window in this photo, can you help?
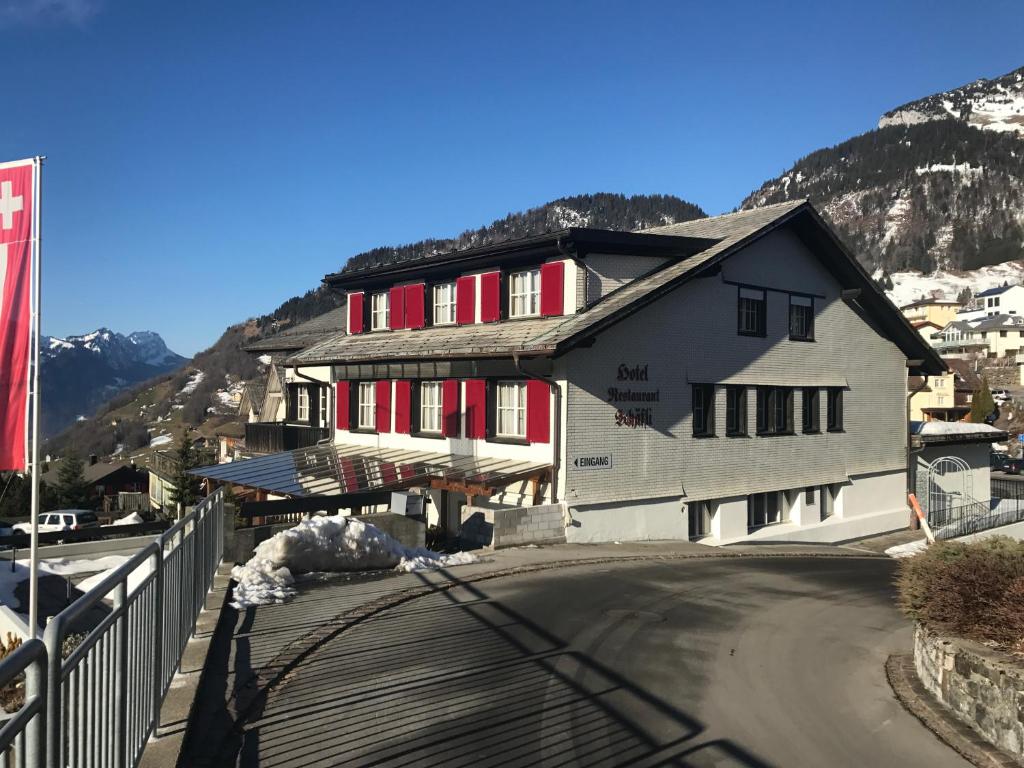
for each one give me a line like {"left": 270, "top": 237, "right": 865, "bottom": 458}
{"left": 420, "top": 381, "right": 443, "bottom": 433}
{"left": 509, "top": 269, "right": 540, "bottom": 318}
{"left": 319, "top": 387, "right": 329, "bottom": 428}
{"left": 432, "top": 283, "right": 456, "bottom": 325}
{"left": 496, "top": 381, "right": 527, "bottom": 438}
{"left": 371, "top": 292, "right": 390, "bottom": 330}
{"left": 358, "top": 382, "right": 376, "bottom": 429}
{"left": 297, "top": 387, "right": 310, "bottom": 422}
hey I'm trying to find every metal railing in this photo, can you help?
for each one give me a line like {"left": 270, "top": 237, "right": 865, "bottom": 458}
{"left": 929, "top": 485, "right": 1024, "bottom": 541}
{"left": 0, "top": 640, "right": 46, "bottom": 767}
{"left": 244, "top": 422, "right": 331, "bottom": 454}
{"left": 0, "top": 488, "right": 224, "bottom": 768}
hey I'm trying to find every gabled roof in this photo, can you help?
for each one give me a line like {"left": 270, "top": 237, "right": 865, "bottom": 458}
{"left": 972, "top": 314, "right": 1024, "bottom": 331}
{"left": 899, "top": 298, "right": 962, "bottom": 309}
{"left": 976, "top": 284, "right": 1017, "bottom": 298}
{"left": 291, "top": 201, "right": 945, "bottom": 375}
{"left": 943, "top": 358, "right": 981, "bottom": 390}
{"left": 244, "top": 305, "right": 348, "bottom": 353}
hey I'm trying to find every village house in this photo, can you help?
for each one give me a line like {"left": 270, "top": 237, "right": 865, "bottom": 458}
{"left": 195, "top": 200, "right": 944, "bottom": 545}
{"left": 238, "top": 305, "right": 347, "bottom": 454}
{"left": 899, "top": 297, "right": 962, "bottom": 328}
{"left": 957, "top": 283, "right": 1024, "bottom": 323}
{"left": 908, "top": 358, "right": 980, "bottom": 422}
{"left": 972, "top": 314, "right": 1024, "bottom": 358}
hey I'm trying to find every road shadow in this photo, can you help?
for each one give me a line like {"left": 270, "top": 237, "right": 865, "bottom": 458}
{"left": 231, "top": 568, "right": 775, "bottom": 767}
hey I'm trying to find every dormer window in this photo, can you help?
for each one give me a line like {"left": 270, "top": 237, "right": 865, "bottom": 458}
{"left": 509, "top": 269, "right": 540, "bottom": 318}
{"left": 371, "top": 292, "right": 390, "bottom": 331}
{"left": 432, "top": 283, "right": 456, "bottom": 325}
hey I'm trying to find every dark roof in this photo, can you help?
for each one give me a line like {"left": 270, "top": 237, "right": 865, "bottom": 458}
{"left": 972, "top": 314, "right": 1024, "bottom": 332}
{"left": 325, "top": 229, "right": 716, "bottom": 289}
{"left": 244, "top": 305, "right": 348, "bottom": 353}
{"left": 292, "top": 201, "right": 944, "bottom": 376}
{"left": 942, "top": 358, "right": 981, "bottom": 390}
{"left": 41, "top": 459, "right": 145, "bottom": 487}
{"left": 899, "top": 298, "right": 962, "bottom": 309}
{"left": 976, "top": 285, "right": 1015, "bottom": 298}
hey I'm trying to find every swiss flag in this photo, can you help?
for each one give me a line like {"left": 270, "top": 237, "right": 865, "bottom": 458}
{"left": 0, "top": 160, "right": 34, "bottom": 472}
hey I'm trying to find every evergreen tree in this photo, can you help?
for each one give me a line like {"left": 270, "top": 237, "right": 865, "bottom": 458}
{"left": 0, "top": 473, "right": 55, "bottom": 518}
{"left": 53, "top": 455, "right": 92, "bottom": 510}
{"left": 956, "top": 287, "right": 973, "bottom": 305}
{"left": 969, "top": 376, "right": 996, "bottom": 423}
{"left": 167, "top": 435, "right": 204, "bottom": 515}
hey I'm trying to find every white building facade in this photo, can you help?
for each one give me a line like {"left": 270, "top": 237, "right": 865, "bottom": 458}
{"left": 272, "top": 201, "right": 943, "bottom": 545}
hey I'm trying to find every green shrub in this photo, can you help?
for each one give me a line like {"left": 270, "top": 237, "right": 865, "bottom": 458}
{"left": 896, "top": 536, "right": 1024, "bottom": 651}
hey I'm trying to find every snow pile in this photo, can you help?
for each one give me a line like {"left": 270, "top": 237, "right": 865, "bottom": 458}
{"left": 885, "top": 539, "right": 929, "bottom": 558}
{"left": 917, "top": 421, "right": 1002, "bottom": 436}
{"left": 149, "top": 434, "right": 172, "bottom": 447}
{"left": 112, "top": 512, "right": 144, "bottom": 526}
{"left": 230, "top": 515, "right": 478, "bottom": 609}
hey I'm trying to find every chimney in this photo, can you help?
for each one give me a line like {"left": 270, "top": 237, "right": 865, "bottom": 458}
{"left": 89, "top": 454, "right": 98, "bottom": 466}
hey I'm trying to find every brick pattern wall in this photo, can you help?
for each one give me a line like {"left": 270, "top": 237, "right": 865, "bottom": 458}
{"left": 584, "top": 253, "right": 671, "bottom": 304}
{"left": 915, "top": 624, "right": 1024, "bottom": 758}
{"left": 460, "top": 503, "right": 566, "bottom": 548}
{"left": 563, "top": 228, "right": 909, "bottom": 507}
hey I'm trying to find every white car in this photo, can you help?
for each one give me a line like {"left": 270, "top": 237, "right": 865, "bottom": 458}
{"left": 12, "top": 510, "right": 100, "bottom": 535}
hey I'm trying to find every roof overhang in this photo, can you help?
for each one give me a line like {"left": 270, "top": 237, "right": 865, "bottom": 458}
{"left": 190, "top": 443, "right": 551, "bottom": 500}
{"left": 325, "top": 228, "right": 719, "bottom": 291}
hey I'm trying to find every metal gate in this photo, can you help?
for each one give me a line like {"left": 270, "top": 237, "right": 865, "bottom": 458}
{"left": 924, "top": 455, "right": 977, "bottom": 527}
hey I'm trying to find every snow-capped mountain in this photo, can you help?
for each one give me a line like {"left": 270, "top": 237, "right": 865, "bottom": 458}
{"left": 880, "top": 66, "right": 1024, "bottom": 136}
{"left": 40, "top": 328, "right": 187, "bottom": 437}
{"left": 43, "top": 328, "right": 183, "bottom": 369}
{"left": 742, "top": 64, "right": 1024, "bottom": 276}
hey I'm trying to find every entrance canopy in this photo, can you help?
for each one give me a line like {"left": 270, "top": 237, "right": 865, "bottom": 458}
{"left": 190, "top": 443, "right": 551, "bottom": 500}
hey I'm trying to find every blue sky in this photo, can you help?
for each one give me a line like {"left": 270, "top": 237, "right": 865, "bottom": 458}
{"left": 2, "top": 0, "right": 1022, "bottom": 355}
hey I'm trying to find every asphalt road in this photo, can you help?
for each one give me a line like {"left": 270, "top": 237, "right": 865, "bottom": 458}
{"left": 237, "top": 557, "right": 968, "bottom": 768}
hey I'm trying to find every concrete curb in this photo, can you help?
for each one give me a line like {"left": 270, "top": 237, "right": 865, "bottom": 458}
{"left": 885, "top": 654, "right": 1022, "bottom": 768}
{"left": 202, "top": 547, "right": 887, "bottom": 764}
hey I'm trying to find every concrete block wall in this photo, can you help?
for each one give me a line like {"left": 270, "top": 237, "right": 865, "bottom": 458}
{"left": 914, "top": 624, "right": 1024, "bottom": 758}
{"left": 460, "top": 503, "right": 567, "bottom": 549}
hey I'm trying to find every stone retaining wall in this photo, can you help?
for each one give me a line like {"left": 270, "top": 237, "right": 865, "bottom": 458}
{"left": 460, "top": 503, "right": 567, "bottom": 549}
{"left": 914, "top": 623, "right": 1024, "bottom": 758}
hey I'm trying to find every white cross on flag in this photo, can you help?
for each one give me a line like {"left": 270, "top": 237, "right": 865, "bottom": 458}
{"left": 0, "top": 159, "right": 35, "bottom": 471}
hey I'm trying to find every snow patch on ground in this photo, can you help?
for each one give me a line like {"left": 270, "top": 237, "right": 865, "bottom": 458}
{"left": 258, "top": 354, "right": 272, "bottom": 366}
{"left": 112, "top": 512, "right": 144, "bottom": 526}
{"left": 230, "top": 515, "right": 478, "bottom": 609}
{"left": 149, "top": 434, "right": 172, "bottom": 447}
{"left": 179, "top": 370, "right": 205, "bottom": 395}
{"left": 885, "top": 262, "right": 1024, "bottom": 308}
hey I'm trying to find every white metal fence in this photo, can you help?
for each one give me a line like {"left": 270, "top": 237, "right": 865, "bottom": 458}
{"left": 0, "top": 488, "right": 225, "bottom": 768}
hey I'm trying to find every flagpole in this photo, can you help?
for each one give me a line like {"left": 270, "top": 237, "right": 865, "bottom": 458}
{"left": 28, "top": 157, "right": 42, "bottom": 638}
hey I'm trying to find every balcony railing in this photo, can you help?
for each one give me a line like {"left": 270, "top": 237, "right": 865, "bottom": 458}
{"left": 245, "top": 422, "right": 331, "bottom": 454}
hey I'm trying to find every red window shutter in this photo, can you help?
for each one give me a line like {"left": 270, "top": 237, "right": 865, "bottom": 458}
{"left": 389, "top": 286, "right": 406, "bottom": 330}
{"left": 348, "top": 292, "right": 364, "bottom": 334}
{"left": 441, "top": 380, "right": 460, "bottom": 437}
{"left": 464, "top": 379, "right": 487, "bottom": 439}
{"left": 540, "top": 262, "right": 565, "bottom": 316}
{"left": 479, "top": 271, "right": 501, "bottom": 323}
{"left": 375, "top": 380, "right": 392, "bottom": 433}
{"left": 526, "top": 379, "right": 551, "bottom": 443}
{"left": 404, "top": 284, "right": 425, "bottom": 329}
{"left": 335, "top": 382, "right": 349, "bottom": 431}
{"left": 394, "top": 380, "right": 411, "bottom": 434}
{"left": 340, "top": 458, "right": 358, "bottom": 492}
{"left": 456, "top": 275, "right": 476, "bottom": 325}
